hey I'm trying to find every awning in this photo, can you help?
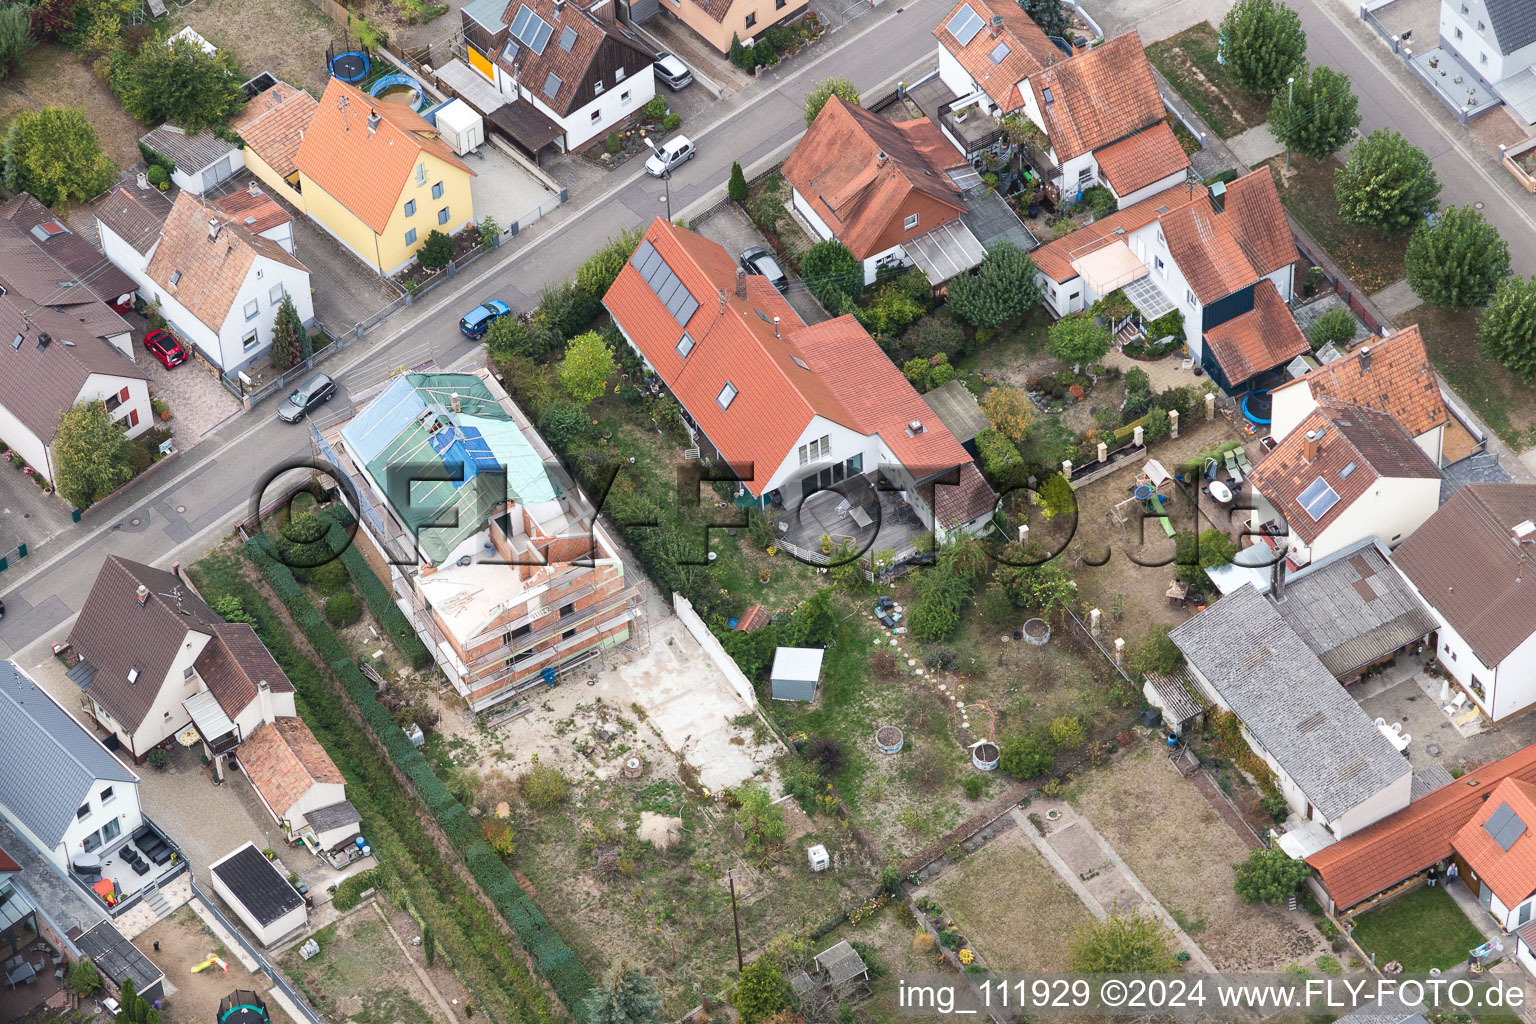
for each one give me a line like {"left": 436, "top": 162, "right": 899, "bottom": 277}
{"left": 904, "top": 219, "right": 987, "bottom": 285}
{"left": 183, "top": 689, "right": 237, "bottom": 744}
{"left": 487, "top": 99, "right": 565, "bottom": 156}
{"left": 1276, "top": 820, "right": 1336, "bottom": 860}
{"left": 436, "top": 59, "right": 507, "bottom": 116}
{"left": 1069, "top": 240, "right": 1146, "bottom": 297}
{"left": 947, "top": 166, "right": 983, "bottom": 191}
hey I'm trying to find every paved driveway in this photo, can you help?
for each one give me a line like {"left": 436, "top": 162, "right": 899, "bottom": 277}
{"left": 0, "top": 464, "right": 74, "bottom": 570}
{"left": 694, "top": 201, "right": 829, "bottom": 324}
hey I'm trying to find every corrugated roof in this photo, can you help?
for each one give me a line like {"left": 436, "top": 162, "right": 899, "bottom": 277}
{"left": 1270, "top": 325, "right": 1448, "bottom": 440}
{"left": 139, "top": 124, "right": 238, "bottom": 172}
{"left": 1171, "top": 584, "right": 1409, "bottom": 823}
{"left": 1143, "top": 669, "right": 1206, "bottom": 725}
{"left": 0, "top": 296, "right": 145, "bottom": 443}
{"left": 0, "top": 661, "right": 137, "bottom": 850}
{"left": 923, "top": 380, "right": 989, "bottom": 444}
{"left": 304, "top": 799, "right": 360, "bottom": 835}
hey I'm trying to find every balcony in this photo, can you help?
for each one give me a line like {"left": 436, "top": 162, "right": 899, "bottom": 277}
{"left": 68, "top": 817, "right": 187, "bottom": 918}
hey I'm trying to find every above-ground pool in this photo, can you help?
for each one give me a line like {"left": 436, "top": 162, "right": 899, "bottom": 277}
{"left": 371, "top": 73, "right": 423, "bottom": 109}
{"left": 329, "top": 51, "right": 369, "bottom": 83}
{"left": 1242, "top": 390, "right": 1273, "bottom": 425}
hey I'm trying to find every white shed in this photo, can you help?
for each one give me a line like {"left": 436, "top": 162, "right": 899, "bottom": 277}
{"left": 209, "top": 842, "right": 307, "bottom": 946}
{"left": 770, "top": 647, "right": 824, "bottom": 702}
{"left": 435, "top": 100, "right": 485, "bottom": 156}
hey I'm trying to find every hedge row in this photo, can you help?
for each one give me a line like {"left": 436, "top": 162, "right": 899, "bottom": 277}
{"left": 320, "top": 517, "right": 434, "bottom": 669}
{"left": 245, "top": 536, "right": 596, "bottom": 1018}
{"left": 333, "top": 867, "right": 385, "bottom": 911}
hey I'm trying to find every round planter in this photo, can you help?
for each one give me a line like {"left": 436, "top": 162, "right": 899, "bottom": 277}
{"left": 1023, "top": 618, "right": 1051, "bottom": 645}
{"left": 875, "top": 725, "right": 904, "bottom": 754}
{"left": 971, "top": 742, "right": 999, "bottom": 771}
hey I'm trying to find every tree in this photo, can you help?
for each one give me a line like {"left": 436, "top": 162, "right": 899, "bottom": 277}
{"left": 486, "top": 315, "right": 559, "bottom": 363}
{"left": 268, "top": 294, "right": 305, "bottom": 370}
{"left": 999, "top": 733, "right": 1053, "bottom": 778}
{"left": 109, "top": 36, "right": 244, "bottom": 132}
{"left": 54, "top": 400, "right": 132, "bottom": 508}
{"left": 575, "top": 227, "right": 643, "bottom": 296}
{"left": 1405, "top": 205, "right": 1510, "bottom": 311}
{"left": 1046, "top": 312, "right": 1111, "bottom": 367}
{"left": 1268, "top": 64, "right": 1359, "bottom": 161}
{"left": 1233, "top": 846, "right": 1311, "bottom": 904}
{"left": 1334, "top": 128, "right": 1441, "bottom": 235}
{"left": 1173, "top": 528, "right": 1238, "bottom": 586}
{"left": 478, "top": 216, "right": 500, "bottom": 247}
{"left": 977, "top": 429, "right": 1026, "bottom": 489}
{"left": 1479, "top": 276, "right": 1536, "bottom": 380}
{"left": 804, "top": 77, "right": 859, "bottom": 127}
{"left": 733, "top": 783, "right": 787, "bottom": 854}
{"left": 2, "top": 106, "right": 116, "bottom": 207}
{"left": 996, "top": 545, "right": 1078, "bottom": 619}
{"left": 583, "top": 962, "right": 663, "bottom": 1024}
{"left": 560, "top": 331, "right": 618, "bottom": 404}
{"left": 800, "top": 239, "right": 862, "bottom": 311}
{"left": 728, "top": 160, "right": 749, "bottom": 203}
{"left": 519, "top": 764, "right": 570, "bottom": 809}
{"left": 1219, "top": 0, "right": 1307, "bottom": 96}
{"left": 1016, "top": 0, "right": 1068, "bottom": 39}
{"left": 1068, "top": 913, "right": 1182, "bottom": 973}
{"left": 0, "top": 3, "right": 36, "bottom": 79}
{"left": 417, "top": 229, "right": 456, "bottom": 271}
{"left": 115, "top": 978, "right": 138, "bottom": 1024}
{"left": 946, "top": 243, "right": 1042, "bottom": 328}
{"left": 65, "top": 958, "right": 103, "bottom": 997}
{"left": 1307, "top": 307, "right": 1357, "bottom": 350}
{"left": 1130, "top": 624, "right": 1184, "bottom": 677}
{"left": 981, "top": 386, "right": 1033, "bottom": 444}
{"left": 1122, "top": 366, "right": 1154, "bottom": 418}
{"left": 1037, "top": 472, "right": 1076, "bottom": 518}
{"left": 733, "top": 957, "right": 792, "bottom": 1024}
{"left": 727, "top": 32, "right": 745, "bottom": 69}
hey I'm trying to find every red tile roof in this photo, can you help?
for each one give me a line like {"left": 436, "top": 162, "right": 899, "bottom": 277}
{"left": 736, "top": 604, "right": 770, "bottom": 631}
{"left": 295, "top": 78, "right": 472, "bottom": 236}
{"left": 1033, "top": 181, "right": 1202, "bottom": 282}
{"left": 930, "top": 0, "right": 1062, "bottom": 112}
{"left": 1029, "top": 32, "right": 1165, "bottom": 162}
{"left": 1159, "top": 169, "right": 1294, "bottom": 304}
{"left": 1452, "top": 777, "right": 1536, "bottom": 908}
{"left": 1092, "top": 121, "right": 1191, "bottom": 198}
{"left": 193, "top": 622, "right": 295, "bottom": 719}
{"left": 1270, "top": 325, "right": 1448, "bottom": 440}
{"left": 213, "top": 187, "right": 292, "bottom": 236}
{"left": 238, "top": 716, "right": 344, "bottom": 817}
{"left": 781, "top": 98, "right": 969, "bottom": 261}
{"left": 1308, "top": 743, "right": 1536, "bottom": 910}
{"left": 1201, "top": 279, "right": 1309, "bottom": 386}
{"left": 603, "top": 219, "right": 992, "bottom": 527}
{"left": 230, "top": 80, "right": 317, "bottom": 179}
{"left": 0, "top": 847, "right": 20, "bottom": 873}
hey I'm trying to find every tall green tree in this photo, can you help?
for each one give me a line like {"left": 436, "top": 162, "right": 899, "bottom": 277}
{"left": 1016, "top": 0, "right": 1069, "bottom": 39}
{"left": 1233, "top": 847, "right": 1310, "bottom": 904}
{"left": 1333, "top": 128, "right": 1441, "bottom": 235}
{"left": 109, "top": 36, "right": 244, "bottom": 132}
{"left": 804, "top": 77, "right": 859, "bottom": 127}
{"left": 559, "top": 331, "right": 618, "bottom": 404}
{"left": 1219, "top": 0, "right": 1307, "bottom": 95}
{"left": 800, "top": 239, "right": 863, "bottom": 311}
{"left": 2, "top": 106, "right": 116, "bottom": 207}
{"left": 946, "top": 243, "right": 1043, "bottom": 328}
{"left": 54, "top": 400, "right": 132, "bottom": 509}
{"left": 1478, "top": 276, "right": 1536, "bottom": 380}
{"left": 417, "top": 229, "right": 456, "bottom": 270}
{"left": 268, "top": 294, "right": 305, "bottom": 370}
{"left": 728, "top": 160, "right": 749, "bottom": 203}
{"left": 1405, "top": 204, "right": 1510, "bottom": 311}
{"left": 1268, "top": 64, "right": 1359, "bottom": 160}
{"left": 0, "top": 3, "right": 36, "bottom": 79}
{"left": 582, "top": 962, "right": 663, "bottom": 1024}
{"left": 733, "top": 958, "right": 792, "bottom": 1024}
{"left": 1046, "top": 312, "right": 1111, "bottom": 367}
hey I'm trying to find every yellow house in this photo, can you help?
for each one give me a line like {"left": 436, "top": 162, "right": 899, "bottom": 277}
{"left": 230, "top": 80, "right": 316, "bottom": 210}
{"left": 290, "top": 78, "right": 476, "bottom": 276}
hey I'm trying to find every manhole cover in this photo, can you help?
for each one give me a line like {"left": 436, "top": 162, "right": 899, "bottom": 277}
{"left": 176, "top": 505, "right": 186, "bottom": 514}
{"left": 1475, "top": 201, "right": 1485, "bottom": 209}
{"left": 130, "top": 517, "right": 141, "bottom": 526}
{"left": 1427, "top": 743, "right": 1442, "bottom": 757}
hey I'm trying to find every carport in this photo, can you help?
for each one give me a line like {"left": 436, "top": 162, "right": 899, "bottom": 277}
{"left": 436, "top": 60, "right": 565, "bottom": 163}
{"left": 903, "top": 219, "right": 987, "bottom": 286}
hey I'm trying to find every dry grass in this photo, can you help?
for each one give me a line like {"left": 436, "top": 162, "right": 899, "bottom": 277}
{"left": 1069, "top": 745, "right": 1328, "bottom": 971}
{"left": 1144, "top": 23, "right": 1271, "bottom": 140}
{"left": 1407, "top": 302, "right": 1536, "bottom": 450}
{"left": 0, "top": 43, "right": 145, "bottom": 174}
{"left": 925, "top": 827, "right": 1091, "bottom": 972}
{"left": 1262, "top": 154, "right": 1408, "bottom": 294}
{"left": 170, "top": 0, "right": 336, "bottom": 97}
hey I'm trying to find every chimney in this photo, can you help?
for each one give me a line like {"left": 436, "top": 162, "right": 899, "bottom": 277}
{"left": 136, "top": 584, "right": 150, "bottom": 606}
{"left": 990, "top": 12, "right": 1003, "bottom": 34}
{"left": 1209, "top": 180, "right": 1227, "bottom": 214}
{"left": 875, "top": 150, "right": 888, "bottom": 167}
{"left": 135, "top": 171, "right": 149, "bottom": 190}
{"left": 247, "top": 180, "right": 261, "bottom": 197}
{"left": 367, "top": 110, "right": 381, "bottom": 134}
{"left": 257, "top": 678, "right": 273, "bottom": 723}
{"left": 717, "top": 286, "right": 727, "bottom": 314}
{"left": 773, "top": 316, "right": 780, "bottom": 338}
{"left": 554, "top": 0, "right": 565, "bottom": 14}
{"left": 208, "top": 218, "right": 221, "bottom": 241}
{"left": 1270, "top": 552, "right": 1287, "bottom": 601}
{"left": 735, "top": 268, "right": 747, "bottom": 299}
{"left": 1303, "top": 429, "right": 1319, "bottom": 463}
{"left": 1358, "top": 345, "right": 1371, "bottom": 374}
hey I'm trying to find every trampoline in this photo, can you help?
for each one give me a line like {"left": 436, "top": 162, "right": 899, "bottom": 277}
{"left": 371, "top": 72, "right": 423, "bottom": 108}
{"left": 329, "top": 51, "right": 369, "bottom": 82}
{"left": 1241, "top": 390, "right": 1273, "bottom": 425}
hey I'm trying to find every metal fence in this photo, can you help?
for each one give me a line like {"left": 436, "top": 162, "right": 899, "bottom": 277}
{"left": 508, "top": 192, "right": 566, "bottom": 236}
{"left": 189, "top": 876, "right": 328, "bottom": 1024}
{"left": 225, "top": 333, "right": 352, "bottom": 405}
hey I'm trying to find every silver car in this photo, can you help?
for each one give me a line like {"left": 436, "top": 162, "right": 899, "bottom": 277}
{"left": 276, "top": 372, "right": 336, "bottom": 423}
{"left": 653, "top": 52, "right": 693, "bottom": 91}
{"left": 645, "top": 135, "right": 695, "bottom": 177}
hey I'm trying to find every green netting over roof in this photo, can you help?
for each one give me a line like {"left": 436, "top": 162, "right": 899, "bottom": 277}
{"left": 340, "top": 372, "right": 559, "bottom": 565}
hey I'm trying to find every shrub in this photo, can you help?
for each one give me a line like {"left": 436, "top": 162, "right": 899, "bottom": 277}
{"left": 537, "top": 279, "right": 602, "bottom": 339}
{"left": 1049, "top": 716, "right": 1086, "bottom": 750}
{"left": 324, "top": 591, "right": 362, "bottom": 626}
{"left": 65, "top": 958, "right": 103, "bottom": 997}
{"left": 899, "top": 310, "right": 966, "bottom": 361}
{"left": 861, "top": 280, "right": 926, "bottom": 337}
{"left": 1130, "top": 624, "right": 1184, "bottom": 677}
{"left": 332, "top": 867, "right": 384, "bottom": 911}
{"left": 537, "top": 402, "right": 596, "bottom": 450}
{"left": 417, "top": 229, "right": 456, "bottom": 271}
{"left": 1082, "top": 185, "right": 1117, "bottom": 219}
{"left": 733, "top": 958, "right": 791, "bottom": 1024}
{"left": 146, "top": 747, "right": 169, "bottom": 770}
{"left": 801, "top": 239, "right": 862, "bottom": 311}
{"left": 559, "top": 331, "right": 617, "bottom": 404}
{"left": 605, "top": 132, "right": 621, "bottom": 154}
{"left": 805, "top": 736, "right": 845, "bottom": 775}
{"left": 733, "top": 783, "right": 787, "bottom": 853}
{"left": 520, "top": 764, "right": 570, "bottom": 810}
{"left": 728, "top": 161, "right": 748, "bottom": 203}
{"left": 0, "top": 3, "right": 34, "bottom": 80}
{"left": 1069, "top": 913, "right": 1181, "bottom": 973}
{"left": 311, "top": 558, "right": 350, "bottom": 595}
{"left": 999, "top": 734, "right": 1053, "bottom": 779}
{"left": 963, "top": 776, "right": 984, "bottom": 800}
{"left": 1233, "top": 847, "right": 1311, "bottom": 904}
{"left": 644, "top": 96, "right": 667, "bottom": 120}
{"left": 146, "top": 163, "right": 169, "bottom": 188}
{"left": 662, "top": 112, "right": 681, "bottom": 131}
{"left": 1308, "top": 307, "right": 1357, "bottom": 349}
{"left": 804, "top": 76, "right": 859, "bottom": 127}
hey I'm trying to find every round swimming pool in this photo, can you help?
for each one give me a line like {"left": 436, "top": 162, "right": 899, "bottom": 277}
{"left": 370, "top": 73, "right": 423, "bottom": 109}
{"left": 1241, "top": 390, "right": 1273, "bottom": 425}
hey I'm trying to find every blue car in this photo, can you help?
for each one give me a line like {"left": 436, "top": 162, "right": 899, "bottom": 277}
{"left": 459, "top": 299, "right": 512, "bottom": 340}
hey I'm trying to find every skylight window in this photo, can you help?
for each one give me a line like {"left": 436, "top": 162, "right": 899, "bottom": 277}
{"left": 559, "top": 25, "right": 578, "bottom": 51}
{"left": 1298, "top": 477, "right": 1341, "bottom": 521}
{"left": 510, "top": 5, "right": 554, "bottom": 55}
{"left": 543, "top": 72, "right": 562, "bottom": 98}
{"left": 756, "top": 309, "right": 772, "bottom": 322}
{"left": 1042, "top": 86, "right": 1054, "bottom": 104}
{"left": 791, "top": 355, "right": 809, "bottom": 370}
{"left": 630, "top": 239, "right": 700, "bottom": 326}
{"left": 989, "top": 41, "right": 1010, "bottom": 64}
{"left": 945, "top": 4, "right": 984, "bottom": 45}
{"left": 170, "top": 270, "right": 182, "bottom": 286}
{"left": 1339, "top": 460, "right": 1357, "bottom": 479}
{"left": 717, "top": 382, "right": 738, "bottom": 410}
{"left": 676, "top": 332, "right": 695, "bottom": 358}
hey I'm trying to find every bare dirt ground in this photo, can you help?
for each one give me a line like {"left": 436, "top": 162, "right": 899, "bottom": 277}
{"left": 139, "top": 908, "right": 293, "bottom": 1024}
{"left": 923, "top": 828, "right": 1091, "bottom": 973}
{"left": 1069, "top": 745, "right": 1330, "bottom": 972}
{"left": 169, "top": 0, "right": 335, "bottom": 97}
{"left": 0, "top": 44, "right": 145, "bottom": 174}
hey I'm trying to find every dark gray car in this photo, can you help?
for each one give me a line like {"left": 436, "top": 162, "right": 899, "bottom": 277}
{"left": 739, "top": 246, "right": 788, "bottom": 293}
{"left": 277, "top": 372, "right": 336, "bottom": 423}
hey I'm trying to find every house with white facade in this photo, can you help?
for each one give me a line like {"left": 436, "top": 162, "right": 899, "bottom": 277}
{"left": 458, "top": 0, "right": 657, "bottom": 157}
{"left": 94, "top": 186, "right": 312, "bottom": 374}
{"left": 237, "top": 718, "right": 361, "bottom": 855}
{"left": 138, "top": 124, "right": 245, "bottom": 196}
{"left": 0, "top": 297, "right": 150, "bottom": 487}
{"left": 1392, "top": 483, "right": 1536, "bottom": 722}
{"left": 1439, "top": 0, "right": 1536, "bottom": 123}
{"left": 604, "top": 218, "right": 997, "bottom": 542}
{"left": 1450, "top": 777, "right": 1536, "bottom": 939}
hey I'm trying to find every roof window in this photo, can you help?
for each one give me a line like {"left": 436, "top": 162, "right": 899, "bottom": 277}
{"left": 717, "top": 381, "right": 738, "bottom": 410}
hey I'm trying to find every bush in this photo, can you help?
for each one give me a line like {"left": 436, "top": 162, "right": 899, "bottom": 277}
{"left": 1049, "top": 716, "right": 1086, "bottom": 750}
{"left": 332, "top": 867, "right": 385, "bottom": 911}
{"left": 861, "top": 280, "right": 926, "bottom": 337}
{"left": 899, "top": 310, "right": 966, "bottom": 361}
{"left": 146, "top": 163, "right": 169, "bottom": 188}
{"left": 311, "top": 558, "right": 351, "bottom": 595}
{"left": 65, "top": 958, "right": 103, "bottom": 997}
{"left": 728, "top": 161, "right": 748, "bottom": 203}
{"left": 537, "top": 279, "right": 602, "bottom": 339}
{"left": 604, "top": 132, "right": 621, "bottom": 154}
{"left": 945, "top": 243, "right": 1042, "bottom": 328}
{"left": 418, "top": 229, "right": 456, "bottom": 271}
{"left": 146, "top": 747, "right": 169, "bottom": 770}
{"left": 963, "top": 776, "right": 984, "bottom": 800}
{"left": 999, "top": 734, "right": 1053, "bottom": 779}
{"left": 1082, "top": 185, "right": 1117, "bottom": 219}
{"left": 1233, "top": 846, "right": 1311, "bottom": 904}
{"left": 804, "top": 76, "right": 859, "bottom": 127}
{"left": 324, "top": 591, "right": 363, "bottom": 626}
{"left": 733, "top": 958, "right": 791, "bottom": 1024}
{"left": 644, "top": 96, "right": 667, "bottom": 120}
{"left": 1308, "top": 307, "right": 1357, "bottom": 349}
{"left": 801, "top": 239, "right": 862, "bottom": 311}
{"left": 520, "top": 764, "right": 571, "bottom": 810}
{"left": 662, "top": 112, "right": 681, "bottom": 131}
{"left": 537, "top": 402, "right": 595, "bottom": 450}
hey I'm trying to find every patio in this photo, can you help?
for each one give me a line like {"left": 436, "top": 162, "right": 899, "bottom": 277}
{"left": 69, "top": 818, "right": 185, "bottom": 914}
{"left": 0, "top": 946, "right": 65, "bottom": 1021}
{"left": 1407, "top": 47, "right": 1505, "bottom": 121}
{"left": 776, "top": 476, "right": 930, "bottom": 564}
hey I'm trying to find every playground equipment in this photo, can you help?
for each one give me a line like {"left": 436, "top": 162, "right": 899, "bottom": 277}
{"left": 191, "top": 954, "right": 229, "bottom": 974}
{"left": 329, "top": 50, "right": 369, "bottom": 82}
{"left": 220, "top": 990, "right": 270, "bottom": 1024}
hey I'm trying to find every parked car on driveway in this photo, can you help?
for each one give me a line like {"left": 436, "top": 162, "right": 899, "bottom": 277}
{"left": 653, "top": 52, "right": 693, "bottom": 91}
{"left": 739, "top": 246, "right": 788, "bottom": 293}
{"left": 143, "top": 329, "right": 188, "bottom": 369}
{"left": 645, "top": 135, "right": 695, "bottom": 177}
{"left": 277, "top": 372, "right": 336, "bottom": 423}
{"left": 459, "top": 299, "right": 512, "bottom": 340}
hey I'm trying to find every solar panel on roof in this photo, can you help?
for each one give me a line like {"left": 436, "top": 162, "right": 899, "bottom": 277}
{"left": 511, "top": 5, "right": 554, "bottom": 54}
{"left": 946, "top": 4, "right": 984, "bottom": 45}
{"left": 1299, "top": 477, "right": 1341, "bottom": 521}
{"left": 629, "top": 238, "right": 697, "bottom": 327}
{"left": 1485, "top": 802, "right": 1529, "bottom": 851}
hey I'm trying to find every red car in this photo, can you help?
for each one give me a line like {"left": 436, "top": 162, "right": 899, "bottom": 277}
{"left": 144, "top": 329, "right": 188, "bottom": 369}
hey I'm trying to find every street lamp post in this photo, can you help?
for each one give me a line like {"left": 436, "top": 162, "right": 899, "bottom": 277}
{"left": 1285, "top": 76, "right": 1295, "bottom": 172}
{"left": 644, "top": 137, "right": 672, "bottom": 220}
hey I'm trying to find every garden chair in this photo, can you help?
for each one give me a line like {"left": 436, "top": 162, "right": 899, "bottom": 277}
{"left": 1234, "top": 447, "right": 1253, "bottom": 474}
{"left": 1224, "top": 449, "right": 1243, "bottom": 483}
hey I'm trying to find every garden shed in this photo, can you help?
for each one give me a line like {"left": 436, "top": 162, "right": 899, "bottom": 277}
{"left": 770, "top": 647, "right": 823, "bottom": 702}
{"left": 208, "top": 842, "right": 306, "bottom": 947}
{"left": 813, "top": 940, "right": 869, "bottom": 990}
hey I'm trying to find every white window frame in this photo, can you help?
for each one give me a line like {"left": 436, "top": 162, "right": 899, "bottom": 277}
{"left": 242, "top": 328, "right": 260, "bottom": 352}
{"left": 717, "top": 381, "right": 738, "bottom": 409}
{"left": 417, "top": 163, "right": 427, "bottom": 186}
{"left": 269, "top": 282, "right": 285, "bottom": 304}
{"left": 904, "top": 213, "right": 919, "bottom": 230}
{"left": 243, "top": 299, "right": 260, "bottom": 321}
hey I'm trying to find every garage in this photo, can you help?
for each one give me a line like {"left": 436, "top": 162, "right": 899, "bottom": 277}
{"left": 208, "top": 843, "right": 307, "bottom": 947}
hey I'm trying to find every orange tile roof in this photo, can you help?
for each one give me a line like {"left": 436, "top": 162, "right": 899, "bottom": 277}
{"left": 930, "top": 0, "right": 1061, "bottom": 112}
{"left": 231, "top": 81, "right": 317, "bottom": 179}
{"left": 1309, "top": 743, "right": 1536, "bottom": 910}
{"left": 145, "top": 192, "right": 306, "bottom": 334}
{"left": 238, "top": 716, "right": 344, "bottom": 817}
{"left": 1452, "top": 777, "right": 1536, "bottom": 908}
{"left": 213, "top": 187, "right": 292, "bottom": 236}
{"left": 1201, "top": 279, "right": 1309, "bottom": 386}
{"left": 1092, "top": 121, "right": 1190, "bottom": 198}
{"left": 1159, "top": 169, "right": 1294, "bottom": 304}
{"left": 294, "top": 78, "right": 472, "bottom": 236}
{"left": 1033, "top": 181, "right": 1203, "bottom": 282}
{"left": 603, "top": 219, "right": 991, "bottom": 526}
{"left": 781, "top": 98, "right": 969, "bottom": 261}
{"left": 1029, "top": 32, "right": 1165, "bottom": 161}
{"left": 1271, "top": 325, "right": 1447, "bottom": 439}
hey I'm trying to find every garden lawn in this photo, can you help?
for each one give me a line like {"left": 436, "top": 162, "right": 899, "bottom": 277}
{"left": 1261, "top": 155, "right": 1407, "bottom": 294}
{"left": 0, "top": 43, "right": 145, "bottom": 173}
{"left": 954, "top": 306, "right": 1050, "bottom": 373}
{"left": 1144, "top": 23, "right": 1271, "bottom": 140}
{"left": 1348, "top": 885, "right": 1488, "bottom": 974}
{"left": 1407, "top": 303, "right": 1536, "bottom": 451}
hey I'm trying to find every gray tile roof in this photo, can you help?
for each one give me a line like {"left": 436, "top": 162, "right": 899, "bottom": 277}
{"left": 1275, "top": 538, "right": 1439, "bottom": 676}
{"left": 1412, "top": 763, "right": 1456, "bottom": 800}
{"left": 0, "top": 661, "right": 136, "bottom": 850}
{"left": 304, "top": 799, "right": 360, "bottom": 835}
{"left": 1143, "top": 669, "right": 1207, "bottom": 726}
{"left": 138, "top": 124, "right": 238, "bottom": 173}
{"left": 1170, "top": 584, "right": 1411, "bottom": 823}
{"left": 92, "top": 185, "right": 175, "bottom": 257}
{"left": 1486, "top": 0, "right": 1536, "bottom": 55}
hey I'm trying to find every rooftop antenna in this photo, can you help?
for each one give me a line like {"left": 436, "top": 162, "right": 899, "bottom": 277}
{"left": 337, "top": 93, "right": 351, "bottom": 133}
{"left": 157, "top": 585, "right": 188, "bottom": 614}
